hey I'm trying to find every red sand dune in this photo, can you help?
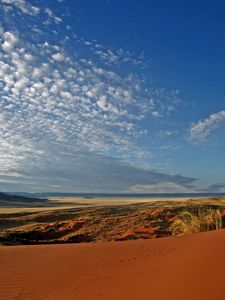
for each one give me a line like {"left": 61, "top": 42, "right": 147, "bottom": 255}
{"left": 0, "top": 229, "right": 225, "bottom": 300}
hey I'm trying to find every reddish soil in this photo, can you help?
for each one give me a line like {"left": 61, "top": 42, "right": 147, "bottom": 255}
{"left": 0, "top": 229, "right": 225, "bottom": 300}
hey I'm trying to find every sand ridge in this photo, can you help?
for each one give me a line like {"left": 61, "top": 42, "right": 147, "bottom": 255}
{"left": 0, "top": 229, "right": 225, "bottom": 300}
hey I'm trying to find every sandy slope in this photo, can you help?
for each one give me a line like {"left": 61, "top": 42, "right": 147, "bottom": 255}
{"left": 0, "top": 230, "right": 225, "bottom": 300}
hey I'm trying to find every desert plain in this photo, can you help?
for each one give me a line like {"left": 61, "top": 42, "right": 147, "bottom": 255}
{"left": 0, "top": 195, "right": 225, "bottom": 299}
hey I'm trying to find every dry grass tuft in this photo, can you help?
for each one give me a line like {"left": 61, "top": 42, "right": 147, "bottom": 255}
{"left": 170, "top": 208, "right": 222, "bottom": 235}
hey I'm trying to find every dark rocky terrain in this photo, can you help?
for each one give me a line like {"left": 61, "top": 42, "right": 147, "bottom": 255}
{"left": 0, "top": 192, "right": 48, "bottom": 206}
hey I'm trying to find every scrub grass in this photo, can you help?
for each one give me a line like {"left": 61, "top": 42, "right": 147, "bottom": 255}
{"left": 170, "top": 208, "right": 223, "bottom": 235}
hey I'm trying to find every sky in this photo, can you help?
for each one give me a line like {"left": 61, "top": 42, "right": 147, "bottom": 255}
{"left": 0, "top": 0, "right": 225, "bottom": 193}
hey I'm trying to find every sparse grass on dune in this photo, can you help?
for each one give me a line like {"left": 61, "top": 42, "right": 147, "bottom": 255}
{"left": 170, "top": 207, "right": 223, "bottom": 235}
{"left": 170, "top": 211, "right": 200, "bottom": 235}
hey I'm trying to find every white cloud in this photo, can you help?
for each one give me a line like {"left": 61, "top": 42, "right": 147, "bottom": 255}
{"left": 24, "top": 53, "right": 33, "bottom": 61}
{"left": 14, "top": 77, "right": 29, "bottom": 90}
{"left": 77, "top": 37, "right": 145, "bottom": 66}
{"left": 0, "top": 0, "right": 40, "bottom": 16}
{"left": 159, "top": 130, "right": 177, "bottom": 137}
{"left": 97, "top": 95, "right": 107, "bottom": 110}
{"left": 189, "top": 110, "right": 225, "bottom": 141}
{"left": 52, "top": 52, "right": 65, "bottom": 62}
{"left": 0, "top": 6, "right": 183, "bottom": 191}
{"left": 129, "top": 182, "right": 195, "bottom": 193}
{"left": 0, "top": 0, "right": 62, "bottom": 24}
{"left": 60, "top": 91, "right": 73, "bottom": 100}
{"left": 44, "top": 8, "right": 62, "bottom": 24}
{"left": 1, "top": 31, "right": 18, "bottom": 52}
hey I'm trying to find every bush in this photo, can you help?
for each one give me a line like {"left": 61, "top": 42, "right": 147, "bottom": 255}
{"left": 170, "top": 208, "right": 222, "bottom": 236}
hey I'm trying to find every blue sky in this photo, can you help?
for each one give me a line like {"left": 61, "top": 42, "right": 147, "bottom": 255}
{"left": 0, "top": 0, "right": 225, "bottom": 193}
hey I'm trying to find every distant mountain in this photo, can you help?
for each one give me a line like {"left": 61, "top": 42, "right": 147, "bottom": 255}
{"left": 0, "top": 192, "right": 47, "bottom": 204}
{"left": 9, "top": 192, "right": 225, "bottom": 199}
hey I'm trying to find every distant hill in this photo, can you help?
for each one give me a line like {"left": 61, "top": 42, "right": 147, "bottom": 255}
{"left": 0, "top": 192, "right": 47, "bottom": 205}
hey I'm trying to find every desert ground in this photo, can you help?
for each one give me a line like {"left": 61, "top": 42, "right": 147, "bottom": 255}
{"left": 1, "top": 195, "right": 225, "bottom": 299}
{"left": 0, "top": 195, "right": 225, "bottom": 245}
{"left": 0, "top": 229, "right": 225, "bottom": 300}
